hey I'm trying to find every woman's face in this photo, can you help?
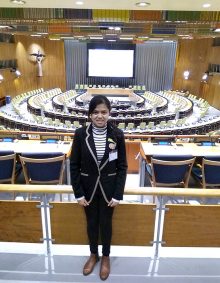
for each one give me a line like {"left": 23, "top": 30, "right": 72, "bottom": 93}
{"left": 90, "top": 103, "right": 110, "bottom": 128}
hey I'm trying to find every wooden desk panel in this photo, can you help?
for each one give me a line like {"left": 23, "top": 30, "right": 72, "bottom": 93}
{"left": 50, "top": 202, "right": 156, "bottom": 246}
{"left": 162, "top": 204, "right": 220, "bottom": 247}
{"left": 87, "top": 88, "right": 133, "bottom": 96}
{"left": 0, "top": 201, "right": 42, "bottom": 243}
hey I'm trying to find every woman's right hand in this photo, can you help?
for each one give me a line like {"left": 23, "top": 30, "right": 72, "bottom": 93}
{"left": 77, "top": 198, "right": 89, "bottom": 206}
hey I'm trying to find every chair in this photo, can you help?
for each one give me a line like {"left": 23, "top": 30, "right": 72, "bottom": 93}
{"left": 117, "top": 122, "right": 125, "bottom": 130}
{"left": 202, "top": 157, "right": 220, "bottom": 188}
{"left": 19, "top": 153, "right": 66, "bottom": 201}
{"left": 65, "top": 120, "right": 72, "bottom": 128}
{"left": 0, "top": 151, "right": 16, "bottom": 199}
{"left": 73, "top": 120, "right": 80, "bottom": 128}
{"left": 149, "top": 155, "right": 195, "bottom": 188}
{"left": 126, "top": 122, "right": 135, "bottom": 131}
{"left": 0, "top": 151, "right": 16, "bottom": 184}
{"left": 139, "top": 122, "right": 146, "bottom": 130}
{"left": 147, "top": 155, "right": 195, "bottom": 203}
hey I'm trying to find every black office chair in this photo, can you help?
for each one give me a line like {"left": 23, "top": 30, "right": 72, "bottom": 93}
{"left": 19, "top": 152, "right": 66, "bottom": 201}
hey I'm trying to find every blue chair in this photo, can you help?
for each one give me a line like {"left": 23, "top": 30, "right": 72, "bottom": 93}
{"left": 0, "top": 151, "right": 16, "bottom": 184}
{"left": 202, "top": 157, "right": 220, "bottom": 188}
{"left": 19, "top": 152, "right": 65, "bottom": 184}
{"left": 0, "top": 151, "right": 16, "bottom": 199}
{"left": 19, "top": 152, "right": 66, "bottom": 201}
{"left": 148, "top": 155, "right": 195, "bottom": 188}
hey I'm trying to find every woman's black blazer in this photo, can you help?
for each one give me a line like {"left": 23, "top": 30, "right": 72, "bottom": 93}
{"left": 70, "top": 122, "right": 128, "bottom": 203}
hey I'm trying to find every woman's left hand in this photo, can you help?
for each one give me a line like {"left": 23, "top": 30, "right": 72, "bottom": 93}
{"left": 108, "top": 199, "right": 119, "bottom": 207}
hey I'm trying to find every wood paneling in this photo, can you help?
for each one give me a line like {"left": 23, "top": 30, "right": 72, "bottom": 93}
{"left": 173, "top": 38, "right": 213, "bottom": 95}
{"left": 50, "top": 202, "right": 155, "bottom": 246}
{"left": 0, "top": 201, "right": 42, "bottom": 242}
{"left": 209, "top": 46, "right": 220, "bottom": 64}
{"left": 0, "top": 43, "right": 16, "bottom": 60}
{"left": 162, "top": 204, "right": 220, "bottom": 247}
{"left": 0, "top": 35, "right": 66, "bottom": 98}
{"left": 173, "top": 38, "right": 220, "bottom": 110}
{"left": 126, "top": 140, "right": 140, "bottom": 173}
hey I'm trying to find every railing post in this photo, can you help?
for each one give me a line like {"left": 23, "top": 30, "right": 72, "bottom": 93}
{"left": 38, "top": 193, "right": 53, "bottom": 255}
{"left": 153, "top": 195, "right": 167, "bottom": 258}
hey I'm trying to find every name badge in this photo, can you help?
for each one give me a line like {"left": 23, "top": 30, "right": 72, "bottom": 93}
{"left": 109, "top": 150, "right": 118, "bottom": 161}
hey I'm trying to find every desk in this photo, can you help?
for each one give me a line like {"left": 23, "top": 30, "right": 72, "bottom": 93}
{"left": 0, "top": 140, "right": 73, "bottom": 184}
{"left": 87, "top": 88, "right": 133, "bottom": 96}
{"left": 139, "top": 141, "right": 220, "bottom": 186}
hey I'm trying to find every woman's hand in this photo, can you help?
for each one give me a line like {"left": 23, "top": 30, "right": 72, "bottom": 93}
{"left": 108, "top": 199, "right": 119, "bottom": 207}
{"left": 77, "top": 198, "right": 89, "bottom": 206}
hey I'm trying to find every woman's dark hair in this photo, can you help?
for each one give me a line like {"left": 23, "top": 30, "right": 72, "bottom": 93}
{"left": 88, "top": 95, "right": 111, "bottom": 118}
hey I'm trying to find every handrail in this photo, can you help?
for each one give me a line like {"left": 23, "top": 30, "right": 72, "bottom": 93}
{"left": 0, "top": 184, "right": 220, "bottom": 198}
{"left": 0, "top": 129, "right": 220, "bottom": 140}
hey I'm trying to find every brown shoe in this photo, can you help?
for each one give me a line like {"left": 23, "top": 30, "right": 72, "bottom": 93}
{"left": 100, "top": 256, "right": 110, "bottom": 281}
{"left": 83, "top": 254, "right": 99, "bottom": 276}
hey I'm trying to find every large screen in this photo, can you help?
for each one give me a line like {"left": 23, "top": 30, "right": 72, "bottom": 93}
{"left": 87, "top": 45, "right": 135, "bottom": 78}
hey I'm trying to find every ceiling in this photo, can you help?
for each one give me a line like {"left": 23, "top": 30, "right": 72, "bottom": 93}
{"left": 0, "top": 1, "right": 220, "bottom": 11}
{"left": 0, "top": 0, "right": 220, "bottom": 41}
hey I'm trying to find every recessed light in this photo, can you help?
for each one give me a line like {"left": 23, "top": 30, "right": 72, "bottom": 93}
{"left": 90, "top": 36, "right": 103, "bottom": 40}
{"left": 75, "top": 1, "right": 84, "bottom": 5}
{"left": 203, "top": 3, "right": 211, "bottom": 8}
{"left": 10, "top": 0, "right": 26, "bottom": 5}
{"left": 0, "top": 25, "right": 13, "bottom": 29}
{"left": 30, "top": 34, "right": 42, "bottom": 37}
{"left": 108, "top": 39, "right": 116, "bottom": 42}
{"left": 119, "top": 37, "right": 134, "bottom": 40}
{"left": 135, "top": 2, "right": 150, "bottom": 7}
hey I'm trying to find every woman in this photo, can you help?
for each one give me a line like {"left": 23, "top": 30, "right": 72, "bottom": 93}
{"left": 70, "top": 95, "right": 127, "bottom": 280}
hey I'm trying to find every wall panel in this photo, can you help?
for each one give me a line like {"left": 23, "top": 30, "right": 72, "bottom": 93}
{"left": 0, "top": 35, "right": 66, "bottom": 99}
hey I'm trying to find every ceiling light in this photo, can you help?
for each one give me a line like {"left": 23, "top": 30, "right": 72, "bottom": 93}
{"left": 10, "top": 0, "right": 26, "bottom": 4}
{"left": 90, "top": 36, "right": 103, "bottom": 40}
{"left": 0, "top": 25, "right": 13, "bottom": 29}
{"left": 108, "top": 27, "right": 114, "bottom": 30}
{"left": 119, "top": 37, "right": 134, "bottom": 40}
{"left": 203, "top": 3, "right": 211, "bottom": 8}
{"left": 108, "top": 39, "right": 116, "bottom": 42}
{"left": 106, "top": 33, "right": 116, "bottom": 36}
{"left": 214, "top": 28, "right": 220, "bottom": 32}
{"left": 114, "top": 27, "right": 121, "bottom": 31}
{"left": 75, "top": 1, "right": 84, "bottom": 5}
{"left": 135, "top": 2, "right": 150, "bottom": 7}
{"left": 37, "top": 32, "right": 48, "bottom": 35}
{"left": 30, "top": 34, "right": 42, "bottom": 37}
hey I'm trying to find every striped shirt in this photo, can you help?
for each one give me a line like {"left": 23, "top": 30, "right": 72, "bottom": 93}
{"left": 92, "top": 124, "right": 107, "bottom": 165}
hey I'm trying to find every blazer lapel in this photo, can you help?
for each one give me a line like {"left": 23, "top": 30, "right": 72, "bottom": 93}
{"left": 85, "top": 124, "right": 99, "bottom": 168}
{"left": 100, "top": 124, "right": 116, "bottom": 169}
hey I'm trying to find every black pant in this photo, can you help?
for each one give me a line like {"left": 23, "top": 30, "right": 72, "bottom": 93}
{"left": 84, "top": 189, "right": 114, "bottom": 256}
